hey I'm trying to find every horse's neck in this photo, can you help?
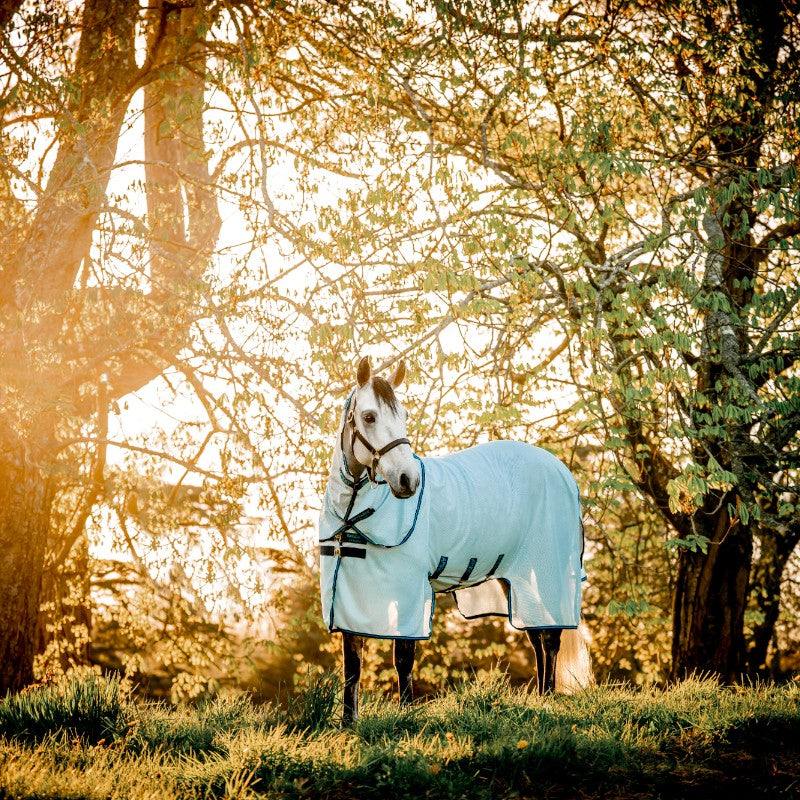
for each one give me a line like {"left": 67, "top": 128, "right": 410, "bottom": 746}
{"left": 325, "top": 418, "right": 366, "bottom": 512}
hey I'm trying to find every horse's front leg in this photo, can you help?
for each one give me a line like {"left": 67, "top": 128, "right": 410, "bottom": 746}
{"left": 342, "top": 633, "right": 364, "bottom": 725}
{"left": 393, "top": 638, "right": 416, "bottom": 706}
{"left": 526, "top": 629, "right": 562, "bottom": 694}
{"left": 527, "top": 630, "right": 546, "bottom": 694}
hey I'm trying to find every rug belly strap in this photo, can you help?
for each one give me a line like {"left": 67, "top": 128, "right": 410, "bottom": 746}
{"left": 429, "top": 555, "right": 448, "bottom": 580}
{"left": 486, "top": 553, "right": 504, "bottom": 577}
{"left": 460, "top": 557, "right": 478, "bottom": 582}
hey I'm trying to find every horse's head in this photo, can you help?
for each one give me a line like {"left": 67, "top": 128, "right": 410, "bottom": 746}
{"left": 345, "top": 356, "right": 421, "bottom": 499}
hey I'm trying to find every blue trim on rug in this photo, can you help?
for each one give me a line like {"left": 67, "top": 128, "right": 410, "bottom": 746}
{"left": 328, "top": 556, "right": 343, "bottom": 632}
{"left": 329, "top": 626, "right": 432, "bottom": 641}
{"left": 340, "top": 390, "right": 356, "bottom": 479}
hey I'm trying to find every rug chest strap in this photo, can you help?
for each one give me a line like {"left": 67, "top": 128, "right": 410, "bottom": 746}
{"left": 319, "top": 545, "right": 366, "bottom": 559}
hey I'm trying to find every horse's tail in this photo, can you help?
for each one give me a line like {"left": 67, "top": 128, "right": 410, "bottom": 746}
{"left": 556, "top": 622, "right": 595, "bottom": 693}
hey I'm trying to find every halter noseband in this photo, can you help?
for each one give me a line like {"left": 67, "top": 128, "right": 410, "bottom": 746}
{"left": 345, "top": 396, "right": 410, "bottom": 484}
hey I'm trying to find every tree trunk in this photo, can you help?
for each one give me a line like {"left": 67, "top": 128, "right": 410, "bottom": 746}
{"left": 0, "top": 429, "right": 55, "bottom": 694}
{"left": 144, "top": 0, "right": 220, "bottom": 300}
{"left": 671, "top": 508, "right": 752, "bottom": 682}
{"left": 746, "top": 527, "right": 800, "bottom": 676}
{"left": 0, "top": 0, "right": 138, "bottom": 693}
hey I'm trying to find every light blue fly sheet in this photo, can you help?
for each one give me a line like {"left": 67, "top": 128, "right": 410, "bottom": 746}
{"left": 319, "top": 438, "right": 586, "bottom": 640}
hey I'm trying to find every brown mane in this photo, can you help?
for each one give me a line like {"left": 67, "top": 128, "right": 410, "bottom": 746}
{"left": 371, "top": 376, "right": 398, "bottom": 411}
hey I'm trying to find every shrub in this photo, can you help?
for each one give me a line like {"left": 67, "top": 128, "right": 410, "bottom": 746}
{"left": 285, "top": 670, "right": 341, "bottom": 731}
{"left": 0, "top": 673, "right": 131, "bottom": 744}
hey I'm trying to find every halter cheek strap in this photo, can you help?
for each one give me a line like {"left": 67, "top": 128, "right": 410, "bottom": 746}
{"left": 346, "top": 400, "right": 410, "bottom": 484}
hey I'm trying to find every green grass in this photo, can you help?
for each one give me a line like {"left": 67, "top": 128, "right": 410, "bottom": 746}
{"left": 0, "top": 674, "right": 130, "bottom": 745}
{"left": 1, "top": 672, "right": 799, "bottom": 799}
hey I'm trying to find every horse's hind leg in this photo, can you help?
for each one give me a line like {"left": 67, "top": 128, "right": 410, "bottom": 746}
{"left": 393, "top": 639, "right": 416, "bottom": 706}
{"left": 526, "top": 629, "right": 562, "bottom": 694}
{"left": 342, "top": 633, "right": 364, "bottom": 725}
{"left": 541, "top": 629, "right": 563, "bottom": 692}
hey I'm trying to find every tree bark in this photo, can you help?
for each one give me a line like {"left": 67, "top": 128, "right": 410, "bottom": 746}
{"left": 144, "top": 0, "right": 220, "bottom": 301}
{"left": 746, "top": 527, "right": 800, "bottom": 675}
{"left": 0, "top": 428, "right": 55, "bottom": 693}
{"left": 671, "top": 506, "right": 752, "bottom": 682}
{"left": 668, "top": 212, "right": 755, "bottom": 682}
{"left": 11, "top": 0, "right": 140, "bottom": 324}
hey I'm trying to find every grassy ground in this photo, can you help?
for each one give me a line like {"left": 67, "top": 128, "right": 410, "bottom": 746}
{"left": 1, "top": 672, "right": 798, "bottom": 799}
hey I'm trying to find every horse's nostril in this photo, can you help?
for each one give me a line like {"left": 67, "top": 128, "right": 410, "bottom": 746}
{"left": 399, "top": 472, "right": 410, "bottom": 491}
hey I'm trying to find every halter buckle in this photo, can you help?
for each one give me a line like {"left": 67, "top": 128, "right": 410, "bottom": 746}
{"left": 366, "top": 462, "right": 379, "bottom": 487}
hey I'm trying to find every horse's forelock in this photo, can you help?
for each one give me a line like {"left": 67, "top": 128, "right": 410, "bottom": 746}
{"left": 371, "top": 376, "right": 399, "bottom": 412}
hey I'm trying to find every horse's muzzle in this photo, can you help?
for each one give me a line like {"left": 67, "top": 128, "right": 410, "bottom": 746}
{"left": 391, "top": 470, "right": 420, "bottom": 499}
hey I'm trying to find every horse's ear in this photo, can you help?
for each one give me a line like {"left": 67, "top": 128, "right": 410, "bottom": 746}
{"left": 390, "top": 360, "right": 406, "bottom": 388}
{"left": 357, "top": 356, "right": 371, "bottom": 387}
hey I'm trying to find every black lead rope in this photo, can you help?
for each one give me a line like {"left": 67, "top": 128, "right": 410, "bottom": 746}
{"left": 319, "top": 479, "right": 373, "bottom": 558}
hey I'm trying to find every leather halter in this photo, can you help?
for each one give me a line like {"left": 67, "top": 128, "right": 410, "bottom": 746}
{"left": 345, "top": 394, "right": 410, "bottom": 484}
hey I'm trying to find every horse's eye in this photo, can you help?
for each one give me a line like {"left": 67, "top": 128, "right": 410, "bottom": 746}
{"left": 363, "top": 413, "right": 376, "bottom": 425}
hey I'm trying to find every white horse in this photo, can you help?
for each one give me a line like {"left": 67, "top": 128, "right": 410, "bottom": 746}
{"left": 319, "top": 357, "right": 593, "bottom": 723}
